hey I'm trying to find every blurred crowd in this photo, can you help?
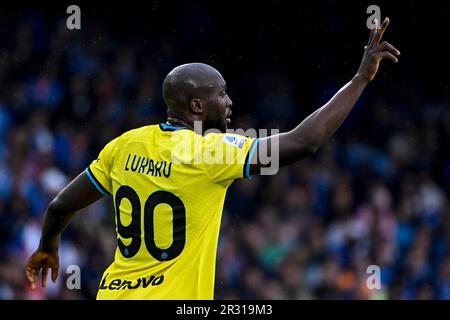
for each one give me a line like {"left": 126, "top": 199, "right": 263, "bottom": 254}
{"left": 1, "top": 8, "right": 450, "bottom": 300}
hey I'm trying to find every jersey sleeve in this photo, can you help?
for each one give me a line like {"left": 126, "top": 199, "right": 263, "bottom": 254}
{"left": 202, "top": 133, "right": 259, "bottom": 185}
{"left": 85, "top": 137, "right": 119, "bottom": 196}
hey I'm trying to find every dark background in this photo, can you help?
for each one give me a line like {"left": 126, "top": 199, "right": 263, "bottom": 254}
{"left": 0, "top": 0, "right": 449, "bottom": 299}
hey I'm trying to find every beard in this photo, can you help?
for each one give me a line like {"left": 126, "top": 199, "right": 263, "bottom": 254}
{"left": 203, "top": 116, "right": 227, "bottom": 133}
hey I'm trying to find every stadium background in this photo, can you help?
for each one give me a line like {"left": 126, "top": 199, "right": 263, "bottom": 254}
{"left": 1, "top": 0, "right": 450, "bottom": 299}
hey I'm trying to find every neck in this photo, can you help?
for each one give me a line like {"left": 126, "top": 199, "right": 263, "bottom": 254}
{"left": 166, "top": 116, "right": 195, "bottom": 131}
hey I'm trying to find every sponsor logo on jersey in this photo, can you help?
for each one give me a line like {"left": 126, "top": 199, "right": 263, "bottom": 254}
{"left": 223, "top": 135, "right": 245, "bottom": 149}
{"left": 99, "top": 273, "right": 165, "bottom": 290}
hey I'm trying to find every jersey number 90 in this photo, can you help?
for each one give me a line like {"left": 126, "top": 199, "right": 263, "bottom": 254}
{"left": 114, "top": 185, "right": 186, "bottom": 261}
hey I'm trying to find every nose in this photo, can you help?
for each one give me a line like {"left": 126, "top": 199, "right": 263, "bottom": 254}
{"left": 227, "top": 101, "right": 232, "bottom": 117}
{"left": 227, "top": 96, "right": 233, "bottom": 109}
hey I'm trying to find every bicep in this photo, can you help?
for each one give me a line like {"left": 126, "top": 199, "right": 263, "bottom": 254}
{"left": 249, "top": 132, "right": 314, "bottom": 176}
{"left": 53, "top": 171, "right": 106, "bottom": 213}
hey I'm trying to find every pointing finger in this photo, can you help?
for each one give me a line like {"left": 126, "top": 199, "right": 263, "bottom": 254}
{"left": 367, "top": 18, "right": 378, "bottom": 47}
{"left": 372, "top": 17, "right": 390, "bottom": 45}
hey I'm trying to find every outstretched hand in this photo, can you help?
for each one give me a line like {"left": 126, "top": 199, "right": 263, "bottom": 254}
{"left": 356, "top": 17, "right": 400, "bottom": 82}
{"left": 25, "top": 250, "right": 59, "bottom": 290}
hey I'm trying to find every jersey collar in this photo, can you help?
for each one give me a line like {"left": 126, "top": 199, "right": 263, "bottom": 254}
{"left": 159, "top": 123, "right": 192, "bottom": 132}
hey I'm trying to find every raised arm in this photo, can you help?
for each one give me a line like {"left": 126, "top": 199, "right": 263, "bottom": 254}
{"left": 250, "top": 18, "right": 400, "bottom": 173}
{"left": 25, "top": 171, "right": 104, "bottom": 289}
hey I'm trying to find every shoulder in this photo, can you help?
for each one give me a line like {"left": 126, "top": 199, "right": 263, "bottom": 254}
{"left": 113, "top": 125, "right": 155, "bottom": 147}
{"left": 120, "top": 125, "right": 155, "bottom": 139}
{"left": 203, "top": 132, "right": 249, "bottom": 149}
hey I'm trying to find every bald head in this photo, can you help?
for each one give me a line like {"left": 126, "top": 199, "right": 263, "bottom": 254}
{"left": 162, "top": 63, "right": 232, "bottom": 133}
{"left": 162, "top": 63, "right": 225, "bottom": 111}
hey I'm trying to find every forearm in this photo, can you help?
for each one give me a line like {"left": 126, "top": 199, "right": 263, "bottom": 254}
{"left": 250, "top": 18, "right": 398, "bottom": 175}
{"left": 290, "top": 74, "right": 368, "bottom": 153}
{"left": 38, "top": 171, "right": 105, "bottom": 252}
{"left": 39, "top": 197, "right": 78, "bottom": 252}
{"left": 252, "top": 74, "right": 370, "bottom": 171}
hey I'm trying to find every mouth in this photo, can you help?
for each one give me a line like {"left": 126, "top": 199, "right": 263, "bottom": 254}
{"left": 226, "top": 111, "right": 232, "bottom": 125}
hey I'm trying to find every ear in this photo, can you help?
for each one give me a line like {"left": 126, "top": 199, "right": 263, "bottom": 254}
{"left": 190, "top": 99, "right": 203, "bottom": 114}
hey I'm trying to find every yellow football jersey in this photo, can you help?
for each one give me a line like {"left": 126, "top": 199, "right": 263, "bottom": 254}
{"left": 86, "top": 123, "right": 258, "bottom": 300}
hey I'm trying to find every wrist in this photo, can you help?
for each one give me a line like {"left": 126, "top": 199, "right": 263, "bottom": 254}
{"left": 353, "top": 73, "right": 370, "bottom": 86}
{"left": 38, "top": 237, "right": 60, "bottom": 253}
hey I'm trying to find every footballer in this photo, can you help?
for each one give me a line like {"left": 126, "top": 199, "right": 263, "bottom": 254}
{"left": 25, "top": 18, "right": 399, "bottom": 299}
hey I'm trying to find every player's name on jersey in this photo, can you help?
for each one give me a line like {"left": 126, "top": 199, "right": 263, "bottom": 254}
{"left": 124, "top": 154, "right": 172, "bottom": 178}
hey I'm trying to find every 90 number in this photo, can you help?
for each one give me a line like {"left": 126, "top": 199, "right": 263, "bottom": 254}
{"left": 114, "top": 186, "right": 186, "bottom": 261}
